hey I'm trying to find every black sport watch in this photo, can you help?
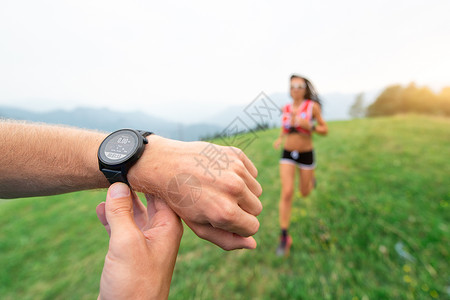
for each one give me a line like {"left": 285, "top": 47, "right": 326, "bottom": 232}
{"left": 98, "top": 129, "right": 152, "bottom": 185}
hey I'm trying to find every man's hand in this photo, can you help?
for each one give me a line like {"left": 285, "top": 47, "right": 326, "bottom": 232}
{"left": 96, "top": 183, "right": 183, "bottom": 300}
{"left": 128, "top": 135, "right": 263, "bottom": 251}
{"left": 0, "top": 121, "right": 262, "bottom": 251}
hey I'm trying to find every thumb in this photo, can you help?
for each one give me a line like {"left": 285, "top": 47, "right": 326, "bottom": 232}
{"left": 105, "top": 183, "right": 137, "bottom": 234}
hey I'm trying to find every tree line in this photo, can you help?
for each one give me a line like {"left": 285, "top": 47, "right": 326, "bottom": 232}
{"left": 349, "top": 83, "right": 450, "bottom": 118}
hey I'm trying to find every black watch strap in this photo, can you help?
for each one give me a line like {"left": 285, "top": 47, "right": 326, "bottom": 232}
{"left": 138, "top": 130, "right": 153, "bottom": 138}
{"left": 101, "top": 168, "right": 129, "bottom": 185}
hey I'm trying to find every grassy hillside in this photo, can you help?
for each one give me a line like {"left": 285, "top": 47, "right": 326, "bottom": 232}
{"left": 1, "top": 115, "right": 449, "bottom": 299}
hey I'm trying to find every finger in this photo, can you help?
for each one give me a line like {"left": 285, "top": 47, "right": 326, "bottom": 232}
{"left": 209, "top": 203, "right": 260, "bottom": 237}
{"left": 144, "top": 194, "right": 180, "bottom": 226}
{"left": 105, "top": 183, "right": 138, "bottom": 235}
{"left": 238, "top": 186, "right": 263, "bottom": 216}
{"left": 143, "top": 194, "right": 183, "bottom": 242}
{"left": 96, "top": 202, "right": 111, "bottom": 237}
{"left": 153, "top": 195, "right": 172, "bottom": 211}
{"left": 226, "top": 166, "right": 262, "bottom": 214}
{"left": 240, "top": 167, "right": 263, "bottom": 198}
{"left": 144, "top": 193, "right": 157, "bottom": 219}
{"left": 186, "top": 221, "right": 257, "bottom": 250}
{"left": 96, "top": 202, "right": 107, "bottom": 225}
{"left": 131, "top": 190, "right": 148, "bottom": 230}
{"left": 232, "top": 147, "right": 258, "bottom": 178}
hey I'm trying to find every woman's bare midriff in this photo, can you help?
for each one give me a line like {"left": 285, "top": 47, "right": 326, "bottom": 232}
{"left": 284, "top": 133, "right": 313, "bottom": 153}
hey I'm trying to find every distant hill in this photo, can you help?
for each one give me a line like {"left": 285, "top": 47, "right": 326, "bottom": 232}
{"left": 0, "top": 106, "right": 222, "bottom": 141}
{"left": 0, "top": 91, "right": 378, "bottom": 140}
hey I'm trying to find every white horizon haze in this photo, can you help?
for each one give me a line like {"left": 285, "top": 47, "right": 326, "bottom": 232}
{"left": 1, "top": 0, "right": 449, "bottom": 123}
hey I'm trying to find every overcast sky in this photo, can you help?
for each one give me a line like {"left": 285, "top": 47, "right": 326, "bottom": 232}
{"left": 1, "top": 0, "right": 449, "bottom": 122}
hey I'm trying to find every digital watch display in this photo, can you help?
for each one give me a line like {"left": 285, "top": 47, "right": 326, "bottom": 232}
{"left": 98, "top": 129, "right": 152, "bottom": 185}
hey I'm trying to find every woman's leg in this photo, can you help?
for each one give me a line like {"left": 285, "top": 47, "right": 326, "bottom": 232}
{"left": 279, "top": 163, "right": 296, "bottom": 229}
{"left": 277, "top": 162, "right": 296, "bottom": 256}
{"left": 299, "top": 168, "right": 314, "bottom": 197}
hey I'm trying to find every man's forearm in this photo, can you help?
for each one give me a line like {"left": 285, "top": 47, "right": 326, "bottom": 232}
{"left": 0, "top": 121, "right": 109, "bottom": 198}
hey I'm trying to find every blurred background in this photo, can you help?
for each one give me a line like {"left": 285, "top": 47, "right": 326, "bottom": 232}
{"left": 1, "top": 1, "right": 449, "bottom": 299}
{"left": 1, "top": 0, "right": 449, "bottom": 139}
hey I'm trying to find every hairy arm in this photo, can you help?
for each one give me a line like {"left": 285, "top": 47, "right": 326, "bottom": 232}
{"left": 0, "top": 121, "right": 109, "bottom": 198}
{"left": 1, "top": 120, "right": 262, "bottom": 250}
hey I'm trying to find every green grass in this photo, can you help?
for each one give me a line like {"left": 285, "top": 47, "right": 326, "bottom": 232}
{"left": 1, "top": 115, "right": 449, "bottom": 299}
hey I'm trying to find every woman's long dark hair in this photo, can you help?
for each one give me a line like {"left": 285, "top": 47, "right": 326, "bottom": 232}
{"left": 290, "top": 74, "right": 322, "bottom": 107}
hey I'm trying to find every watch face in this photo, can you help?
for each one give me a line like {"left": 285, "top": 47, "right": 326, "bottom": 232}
{"left": 99, "top": 130, "right": 139, "bottom": 165}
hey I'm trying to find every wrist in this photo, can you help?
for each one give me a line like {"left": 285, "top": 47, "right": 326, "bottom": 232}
{"left": 127, "top": 134, "right": 166, "bottom": 195}
{"left": 91, "top": 133, "right": 111, "bottom": 188}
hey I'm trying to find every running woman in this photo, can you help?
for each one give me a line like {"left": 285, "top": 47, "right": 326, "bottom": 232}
{"left": 273, "top": 74, "right": 328, "bottom": 256}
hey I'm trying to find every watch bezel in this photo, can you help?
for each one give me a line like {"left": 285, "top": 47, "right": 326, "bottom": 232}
{"left": 98, "top": 129, "right": 145, "bottom": 167}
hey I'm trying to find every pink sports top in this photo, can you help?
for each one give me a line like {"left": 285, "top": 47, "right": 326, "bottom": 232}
{"left": 281, "top": 100, "right": 314, "bottom": 135}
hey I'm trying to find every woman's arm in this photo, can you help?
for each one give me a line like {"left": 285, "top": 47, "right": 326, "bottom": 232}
{"left": 312, "top": 104, "right": 328, "bottom": 135}
{"left": 273, "top": 127, "right": 286, "bottom": 149}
